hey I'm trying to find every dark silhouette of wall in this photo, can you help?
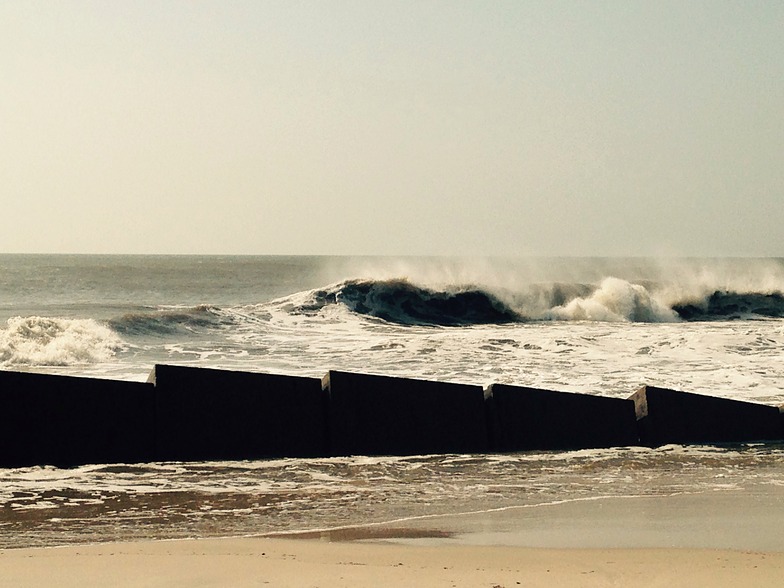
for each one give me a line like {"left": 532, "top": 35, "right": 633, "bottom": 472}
{"left": 779, "top": 405, "right": 784, "bottom": 439}
{"left": 324, "top": 370, "right": 488, "bottom": 456}
{"left": 630, "top": 385, "right": 782, "bottom": 446}
{"left": 149, "top": 364, "right": 327, "bottom": 461}
{"left": 486, "top": 384, "right": 639, "bottom": 451}
{"left": 0, "top": 371, "right": 155, "bottom": 467}
{"left": 4, "top": 366, "right": 783, "bottom": 468}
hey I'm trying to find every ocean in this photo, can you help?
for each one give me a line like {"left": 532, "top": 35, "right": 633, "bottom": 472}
{"left": 1, "top": 254, "right": 783, "bottom": 548}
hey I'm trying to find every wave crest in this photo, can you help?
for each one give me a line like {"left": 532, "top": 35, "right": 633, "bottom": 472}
{"left": 672, "top": 291, "right": 784, "bottom": 320}
{"left": 283, "top": 277, "right": 784, "bottom": 325}
{"left": 289, "top": 279, "right": 522, "bottom": 326}
{"left": 0, "top": 316, "right": 124, "bottom": 366}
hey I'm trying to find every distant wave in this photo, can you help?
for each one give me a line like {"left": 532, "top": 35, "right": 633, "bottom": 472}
{"left": 107, "top": 305, "right": 228, "bottom": 336}
{"left": 285, "top": 277, "right": 784, "bottom": 326}
{"left": 0, "top": 316, "right": 123, "bottom": 366}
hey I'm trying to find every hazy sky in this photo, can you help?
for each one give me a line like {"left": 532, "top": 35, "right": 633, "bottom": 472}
{"left": 2, "top": 1, "right": 782, "bottom": 256}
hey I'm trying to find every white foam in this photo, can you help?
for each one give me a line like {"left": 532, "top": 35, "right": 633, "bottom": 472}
{"left": 0, "top": 316, "right": 124, "bottom": 366}
{"left": 545, "top": 277, "right": 679, "bottom": 322}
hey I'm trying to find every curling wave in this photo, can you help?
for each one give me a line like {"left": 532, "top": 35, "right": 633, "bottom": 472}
{"left": 284, "top": 277, "right": 784, "bottom": 325}
{"left": 0, "top": 316, "right": 124, "bottom": 366}
{"left": 289, "top": 279, "right": 522, "bottom": 326}
{"left": 672, "top": 291, "right": 784, "bottom": 320}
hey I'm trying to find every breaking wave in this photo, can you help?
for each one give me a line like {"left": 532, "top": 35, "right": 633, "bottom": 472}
{"left": 288, "top": 279, "right": 522, "bottom": 326}
{"left": 544, "top": 277, "right": 679, "bottom": 322}
{"left": 0, "top": 316, "right": 124, "bottom": 366}
{"left": 671, "top": 291, "right": 784, "bottom": 320}
{"left": 284, "top": 277, "right": 784, "bottom": 326}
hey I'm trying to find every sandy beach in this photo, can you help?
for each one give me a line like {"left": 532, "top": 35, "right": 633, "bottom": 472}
{"left": 1, "top": 535, "right": 783, "bottom": 588}
{"left": 3, "top": 489, "right": 783, "bottom": 587}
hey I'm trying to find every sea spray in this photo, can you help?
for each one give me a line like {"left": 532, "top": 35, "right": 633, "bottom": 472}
{"left": 545, "top": 277, "right": 680, "bottom": 322}
{"left": 278, "top": 275, "right": 784, "bottom": 325}
{"left": 307, "top": 257, "right": 784, "bottom": 323}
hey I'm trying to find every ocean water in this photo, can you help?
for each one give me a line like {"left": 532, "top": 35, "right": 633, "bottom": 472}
{"left": 1, "top": 254, "right": 783, "bottom": 548}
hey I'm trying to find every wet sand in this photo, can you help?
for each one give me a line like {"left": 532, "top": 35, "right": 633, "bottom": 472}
{"left": 2, "top": 489, "right": 783, "bottom": 587}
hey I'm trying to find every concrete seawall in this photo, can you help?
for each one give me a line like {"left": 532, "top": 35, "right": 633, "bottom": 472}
{"left": 324, "top": 370, "right": 489, "bottom": 456}
{"left": 149, "top": 364, "right": 327, "bottom": 461}
{"left": 780, "top": 405, "right": 784, "bottom": 439}
{"left": 630, "top": 385, "right": 782, "bottom": 446}
{"left": 0, "top": 371, "right": 155, "bottom": 468}
{"left": 486, "top": 384, "right": 639, "bottom": 451}
{"left": 1, "top": 367, "right": 782, "bottom": 466}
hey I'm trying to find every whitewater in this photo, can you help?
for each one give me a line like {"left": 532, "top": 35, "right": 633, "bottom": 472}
{"left": 1, "top": 255, "right": 782, "bottom": 403}
{"left": 1, "top": 255, "right": 783, "bottom": 548}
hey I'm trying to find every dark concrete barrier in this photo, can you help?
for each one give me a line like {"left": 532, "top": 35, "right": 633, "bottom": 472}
{"left": 0, "top": 370, "right": 155, "bottom": 468}
{"left": 630, "top": 385, "right": 782, "bottom": 447}
{"left": 149, "top": 364, "right": 327, "bottom": 461}
{"left": 323, "top": 370, "right": 488, "bottom": 456}
{"left": 780, "top": 405, "right": 784, "bottom": 439}
{"left": 486, "top": 384, "right": 639, "bottom": 451}
{"left": 6, "top": 366, "right": 781, "bottom": 468}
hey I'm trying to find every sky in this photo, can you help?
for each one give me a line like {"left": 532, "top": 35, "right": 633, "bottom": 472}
{"left": 2, "top": 1, "right": 782, "bottom": 256}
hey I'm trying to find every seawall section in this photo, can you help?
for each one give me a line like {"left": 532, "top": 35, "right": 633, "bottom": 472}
{"left": 486, "top": 384, "right": 639, "bottom": 451}
{"left": 2, "top": 367, "right": 783, "bottom": 467}
{"left": 0, "top": 371, "right": 155, "bottom": 468}
{"left": 323, "top": 370, "right": 488, "bottom": 456}
{"left": 149, "top": 364, "right": 327, "bottom": 461}
{"left": 630, "top": 385, "right": 782, "bottom": 447}
{"left": 779, "top": 405, "right": 784, "bottom": 439}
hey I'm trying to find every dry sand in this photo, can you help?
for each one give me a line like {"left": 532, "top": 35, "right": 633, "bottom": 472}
{"left": 1, "top": 535, "right": 783, "bottom": 588}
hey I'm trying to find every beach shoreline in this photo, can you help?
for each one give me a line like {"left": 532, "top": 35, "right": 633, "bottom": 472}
{"left": 2, "top": 488, "right": 783, "bottom": 587}
{"left": 255, "top": 486, "right": 784, "bottom": 551}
